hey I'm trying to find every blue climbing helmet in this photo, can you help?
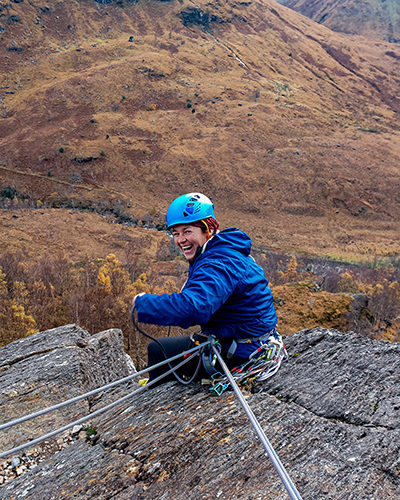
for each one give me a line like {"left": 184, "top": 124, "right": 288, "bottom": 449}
{"left": 166, "top": 193, "right": 215, "bottom": 229}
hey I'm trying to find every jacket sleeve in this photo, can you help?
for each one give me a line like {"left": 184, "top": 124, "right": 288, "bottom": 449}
{"left": 135, "top": 255, "right": 245, "bottom": 328}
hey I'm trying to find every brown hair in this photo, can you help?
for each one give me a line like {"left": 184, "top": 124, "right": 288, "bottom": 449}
{"left": 190, "top": 217, "right": 220, "bottom": 239}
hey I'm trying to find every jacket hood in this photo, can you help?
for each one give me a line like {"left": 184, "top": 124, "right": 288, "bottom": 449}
{"left": 205, "top": 227, "right": 252, "bottom": 256}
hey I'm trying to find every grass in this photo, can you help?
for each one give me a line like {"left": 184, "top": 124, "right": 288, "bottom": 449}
{"left": 1, "top": 0, "right": 399, "bottom": 265}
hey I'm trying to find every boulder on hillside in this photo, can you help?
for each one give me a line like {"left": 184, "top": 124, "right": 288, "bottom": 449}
{"left": 0, "top": 327, "right": 399, "bottom": 499}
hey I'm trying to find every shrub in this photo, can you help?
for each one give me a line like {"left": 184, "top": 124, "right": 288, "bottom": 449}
{"left": 1, "top": 186, "right": 17, "bottom": 199}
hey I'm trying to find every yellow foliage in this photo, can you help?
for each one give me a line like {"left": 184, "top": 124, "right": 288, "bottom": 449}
{"left": 276, "top": 256, "right": 299, "bottom": 283}
{"left": 273, "top": 283, "right": 353, "bottom": 334}
{"left": 13, "top": 280, "right": 30, "bottom": 304}
{"left": 286, "top": 256, "right": 298, "bottom": 275}
{"left": 97, "top": 254, "right": 132, "bottom": 296}
{"left": 0, "top": 299, "right": 38, "bottom": 346}
{"left": 132, "top": 273, "right": 150, "bottom": 295}
{"left": 97, "top": 270, "right": 112, "bottom": 293}
{"left": 337, "top": 271, "right": 362, "bottom": 294}
{"left": 0, "top": 266, "right": 7, "bottom": 296}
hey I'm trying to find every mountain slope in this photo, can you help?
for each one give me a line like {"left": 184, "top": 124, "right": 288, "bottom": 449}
{"left": 0, "top": 0, "right": 400, "bottom": 260}
{"left": 278, "top": 0, "right": 400, "bottom": 42}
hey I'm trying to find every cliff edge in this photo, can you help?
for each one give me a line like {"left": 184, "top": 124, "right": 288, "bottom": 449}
{"left": 0, "top": 326, "right": 399, "bottom": 499}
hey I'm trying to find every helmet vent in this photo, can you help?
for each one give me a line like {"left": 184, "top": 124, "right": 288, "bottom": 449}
{"left": 184, "top": 200, "right": 201, "bottom": 216}
{"left": 166, "top": 192, "right": 215, "bottom": 227}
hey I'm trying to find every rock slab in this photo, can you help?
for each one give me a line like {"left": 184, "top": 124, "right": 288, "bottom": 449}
{"left": 0, "top": 327, "right": 399, "bottom": 499}
{"left": 0, "top": 324, "right": 136, "bottom": 452}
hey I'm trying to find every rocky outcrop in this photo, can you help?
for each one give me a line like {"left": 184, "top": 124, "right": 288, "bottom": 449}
{"left": 180, "top": 8, "right": 225, "bottom": 30}
{"left": 0, "top": 327, "right": 399, "bottom": 499}
{"left": 0, "top": 324, "right": 136, "bottom": 453}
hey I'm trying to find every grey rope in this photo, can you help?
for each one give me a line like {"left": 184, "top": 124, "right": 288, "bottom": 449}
{"left": 0, "top": 343, "right": 209, "bottom": 460}
{"left": 211, "top": 344, "right": 303, "bottom": 500}
{"left": 0, "top": 340, "right": 210, "bottom": 433}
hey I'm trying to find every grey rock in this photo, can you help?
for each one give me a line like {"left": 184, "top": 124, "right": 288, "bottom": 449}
{"left": 264, "top": 328, "right": 400, "bottom": 429}
{"left": 180, "top": 8, "right": 224, "bottom": 29}
{"left": 0, "top": 325, "right": 136, "bottom": 452}
{"left": 0, "top": 327, "right": 399, "bottom": 499}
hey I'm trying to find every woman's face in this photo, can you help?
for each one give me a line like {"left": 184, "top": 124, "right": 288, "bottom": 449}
{"left": 172, "top": 224, "right": 209, "bottom": 263}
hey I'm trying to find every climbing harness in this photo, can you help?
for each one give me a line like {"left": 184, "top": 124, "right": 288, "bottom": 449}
{"left": 130, "top": 313, "right": 301, "bottom": 499}
{"left": 206, "top": 332, "right": 288, "bottom": 396}
{"left": 132, "top": 307, "right": 288, "bottom": 396}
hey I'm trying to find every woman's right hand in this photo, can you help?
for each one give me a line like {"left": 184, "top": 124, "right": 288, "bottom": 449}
{"left": 132, "top": 292, "right": 145, "bottom": 308}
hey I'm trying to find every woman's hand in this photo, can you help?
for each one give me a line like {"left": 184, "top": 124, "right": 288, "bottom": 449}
{"left": 132, "top": 292, "right": 145, "bottom": 308}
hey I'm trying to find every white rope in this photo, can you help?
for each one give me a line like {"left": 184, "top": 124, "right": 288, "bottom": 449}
{"left": 211, "top": 344, "right": 302, "bottom": 500}
{"left": 0, "top": 343, "right": 209, "bottom": 459}
{"left": 0, "top": 341, "right": 210, "bottom": 432}
{"left": 1, "top": 337, "right": 301, "bottom": 500}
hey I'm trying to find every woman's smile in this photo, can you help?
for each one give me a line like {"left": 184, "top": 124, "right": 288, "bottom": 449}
{"left": 172, "top": 224, "right": 209, "bottom": 263}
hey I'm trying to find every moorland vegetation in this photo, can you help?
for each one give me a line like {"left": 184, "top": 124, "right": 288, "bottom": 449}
{"left": 0, "top": 0, "right": 399, "bottom": 355}
{"left": 1, "top": 238, "right": 399, "bottom": 368}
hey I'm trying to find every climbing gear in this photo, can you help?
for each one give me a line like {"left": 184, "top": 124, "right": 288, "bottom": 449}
{"left": 131, "top": 307, "right": 211, "bottom": 385}
{"left": 211, "top": 344, "right": 302, "bottom": 500}
{"left": 201, "top": 337, "right": 222, "bottom": 376}
{"left": 226, "top": 328, "right": 278, "bottom": 358}
{"left": 206, "top": 332, "right": 287, "bottom": 396}
{"left": 0, "top": 325, "right": 301, "bottom": 499}
{"left": 166, "top": 192, "right": 215, "bottom": 228}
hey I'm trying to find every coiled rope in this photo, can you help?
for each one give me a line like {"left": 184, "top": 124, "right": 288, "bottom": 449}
{"left": 207, "top": 333, "right": 288, "bottom": 396}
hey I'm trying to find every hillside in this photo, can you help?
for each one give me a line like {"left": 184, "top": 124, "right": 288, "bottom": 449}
{"left": 277, "top": 0, "right": 400, "bottom": 42}
{"left": 0, "top": 0, "right": 399, "bottom": 262}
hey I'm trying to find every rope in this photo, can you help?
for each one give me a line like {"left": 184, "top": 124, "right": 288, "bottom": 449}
{"left": 0, "top": 343, "right": 209, "bottom": 460}
{"left": 0, "top": 341, "right": 210, "bottom": 433}
{"left": 211, "top": 344, "right": 303, "bottom": 500}
{"left": 1, "top": 315, "right": 300, "bottom": 497}
{"left": 207, "top": 334, "right": 288, "bottom": 396}
{"left": 131, "top": 306, "right": 204, "bottom": 385}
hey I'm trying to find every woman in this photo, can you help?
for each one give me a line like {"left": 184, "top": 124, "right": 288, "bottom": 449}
{"left": 133, "top": 192, "right": 278, "bottom": 383}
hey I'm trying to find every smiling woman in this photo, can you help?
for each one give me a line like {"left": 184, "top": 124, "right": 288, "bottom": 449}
{"left": 133, "top": 193, "right": 279, "bottom": 385}
{"left": 172, "top": 224, "right": 210, "bottom": 263}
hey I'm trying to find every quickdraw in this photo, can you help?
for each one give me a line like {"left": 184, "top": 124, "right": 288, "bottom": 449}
{"left": 204, "top": 333, "right": 288, "bottom": 396}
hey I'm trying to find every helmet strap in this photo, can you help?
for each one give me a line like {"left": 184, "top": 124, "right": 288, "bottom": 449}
{"left": 201, "top": 219, "right": 211, "bottom": 240}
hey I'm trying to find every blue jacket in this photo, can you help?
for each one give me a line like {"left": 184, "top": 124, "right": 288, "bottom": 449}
{"left": 136, "top": 227, "right": 278, "bottom": 358}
